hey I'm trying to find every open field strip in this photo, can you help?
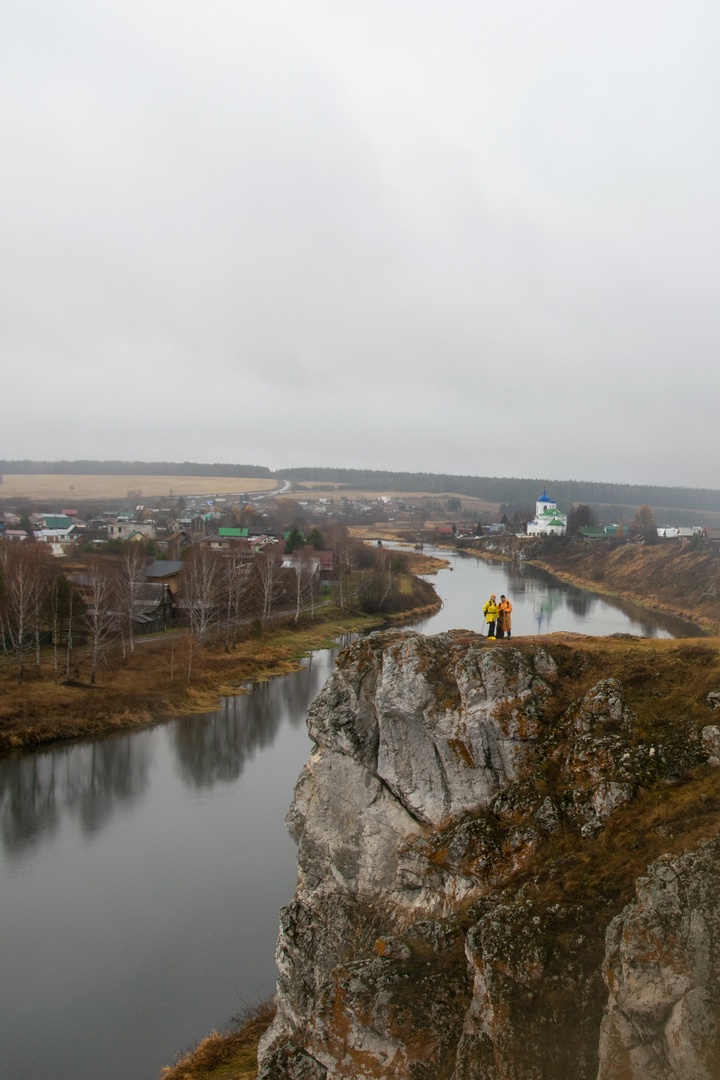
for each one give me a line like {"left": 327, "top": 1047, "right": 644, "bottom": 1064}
{"left": 0, "top": 474, "right": 279, "bottom": 500}
{"left": 280, "top": 488, "right": 500, "bottom": 514}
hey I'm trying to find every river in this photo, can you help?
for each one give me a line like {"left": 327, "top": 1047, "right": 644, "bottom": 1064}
{"left": 0, "top": 549, "right": 700, "bottom": 1080}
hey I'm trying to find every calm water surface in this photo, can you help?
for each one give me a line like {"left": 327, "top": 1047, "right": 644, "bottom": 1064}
{"left": 403, "top": 545, "right": 700, "bottom": 639}
{"left": 0, "top": 550, "right": 700, "bottom": 1079}
{"left": 1, "top": 653, "right": 337, "bottom": 1080}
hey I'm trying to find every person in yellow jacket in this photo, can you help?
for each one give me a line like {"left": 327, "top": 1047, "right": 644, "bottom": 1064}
{"left": 497, "top": 594, "right": 513, "bottom": 639}
{"left": 483, "top": 594, "right": 498, "bottom": 638}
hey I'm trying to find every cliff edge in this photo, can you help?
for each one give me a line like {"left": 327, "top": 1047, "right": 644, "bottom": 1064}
{"left": 258, "top": 630, "right": 720, "bottom": 1079}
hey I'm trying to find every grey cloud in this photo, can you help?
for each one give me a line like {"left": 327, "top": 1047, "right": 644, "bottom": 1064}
{"left": 2, "top": 1, "right": 720, "bottom": 485}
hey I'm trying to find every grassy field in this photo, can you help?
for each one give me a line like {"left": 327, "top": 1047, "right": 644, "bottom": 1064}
{"left": 279, "top": 487, "right": 500, "bottom": 517}
{"left": 0, "top": 474, "right": 279, "bottom": 501}
{"left": 0, "top": 473, "right": 498, "bottom": 515}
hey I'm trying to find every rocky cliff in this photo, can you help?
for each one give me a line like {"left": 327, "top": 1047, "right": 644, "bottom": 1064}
{"left": 258, "top": 630, "right": 720, "bottom": 1079}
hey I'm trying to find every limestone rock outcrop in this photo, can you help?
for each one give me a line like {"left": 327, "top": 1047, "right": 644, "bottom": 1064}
{"left": 598, "top": 836, "right": 720, "bottom": 1080}
{"left": 257, "top": 630, "right": 719, "bottom": 1079}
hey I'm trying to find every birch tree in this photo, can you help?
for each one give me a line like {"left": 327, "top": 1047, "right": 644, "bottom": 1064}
{"left": 117, "top": 544, "right": 148, "bottom": 658}
{"left": 81, "top": 558, "right": 119, "bottom": 685}
{"left": 0, "top": 542, "right": 10, "bottom": 657}
{"left": 223, "top": 544, "right": 252, "bottom": 652}
{"left": 358, "top": 547, "right": 398, "bottom": 613}
{"left": 326, "top": 525, "right": 354, "bottom": 611}
{"left": 291, "top": 545, "right": 317, "bottom": 622}
{"left": 1, "top": 543, "right": 51, "bottom": 683}
{"left": 180, "top": 546, "right": 223, "bottom": 679}
{"left": 254, "top": 547, "right": 284, "bottom": 628}
{"left": 49, "top": 575, "right": 74, "bottom": 682}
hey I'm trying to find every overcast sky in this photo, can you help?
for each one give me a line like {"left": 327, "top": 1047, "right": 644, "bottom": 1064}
{"left": 3, "top": 2, "right": 720, "bottom": 488}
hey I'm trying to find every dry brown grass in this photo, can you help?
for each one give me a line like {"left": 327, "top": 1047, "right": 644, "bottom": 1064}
{"left": 497, "top": 634, "right": 720, "bottom": 909}
{"left": 159, "top": 1000, "right": 275, "bottom": 1080}
{"left": 279, "top": 488, "right": 500, "bottom": 515}
{"left": 532, "top": 542, "right": 720, "bottom": 633}
{"left": 0, "top": 475, "right": 278, "bottom": 501}
{"left": 0, "top": 612, "right": 386, "bottom": 752}
{"left": 403, "top": 551, "right": 450, "bottom": 575}
{"left": 529, "top": 768, "right": 720, "bottom": 912}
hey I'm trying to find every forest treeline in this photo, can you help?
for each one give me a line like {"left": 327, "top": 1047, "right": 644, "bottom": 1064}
{"left": 281, "top": 467, "right": 720, "bottom": 516}
{"left": 3, "top": 462, "right": 720, "bottom": 519}
{"left": 0, "top": 460, "right": 272, "bottom": 477}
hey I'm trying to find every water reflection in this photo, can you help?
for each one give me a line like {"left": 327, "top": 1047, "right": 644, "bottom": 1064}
{"left": 564, "top": 589, "right": 595, "bottom": 619}
{"left": 0, "top": 734, "right": 152, "bottom": 858}
{"left": 516, "top": 561, "right": 701, "bottom": 638}
{"left": 532, "top": 591, "right": 563, "bottom": 633}
{"left": 406, "top": 546, "right": 701, "bottom": 640}
{"left": 0, "top": 653, "right": 340, "bottom": 863}
{"left": 0, "top": 655, "right": 337, "bottom": 1080}
{"left": 171, "top": 655, "right": 333, "bottom": 789}
{"left": 0, "top": 562, "right": 701, "bottom": 1080}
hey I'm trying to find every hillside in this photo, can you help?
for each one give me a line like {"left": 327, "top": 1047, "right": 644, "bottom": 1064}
{"left": 534, "top": 541, "right": 720, "bottom": 631}
{"left": 256, "top": 629, "right": 720, "bottom": 1078}
{"left": 469, "top": 535, "right": 720, "bottom": 634}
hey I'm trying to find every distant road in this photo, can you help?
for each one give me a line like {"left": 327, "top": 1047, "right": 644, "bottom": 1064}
{"left": 265, "top": 479, "right": 292, "bottom": 497}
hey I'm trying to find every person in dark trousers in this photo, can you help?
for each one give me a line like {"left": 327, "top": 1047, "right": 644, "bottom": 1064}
{"left": 483, "top": 594, "right": 498, "bottom": 638}
{"left": 497, "top": 594, "right": 513, "bottom": 639}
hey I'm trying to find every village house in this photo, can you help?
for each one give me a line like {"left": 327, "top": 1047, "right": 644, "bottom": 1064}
{"left": 656, "top": 526, "right": 703, "bottom": 539}
{"left": 578, "top": 525, "right": 619, "bottom": 539}
{"left": 143, "top": 560, "right": 184, "bottom": 600}
{"left": 198, "top": 528, "right": 280, "bottom": 553}
{"left": 107, "top": 519, "right": 156, "bottom": 541}
{"left": 160, "top": 530, "right": 193, "bottom": 559}
{"left": 69, "top": 566, "right": 174, "bottom": 633}
{"left": 282, "top": 546, "right": 335, "bottom": 577}
{"left": 30, "top": 514, "right": 79, "bottom": 542}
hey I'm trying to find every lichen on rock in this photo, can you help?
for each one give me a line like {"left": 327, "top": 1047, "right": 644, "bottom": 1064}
{"left": 598, "top": 836, "right": 720, "bottom": 1080}
{"left": 258, "top": 630, "right": 720, "bottom": 1079}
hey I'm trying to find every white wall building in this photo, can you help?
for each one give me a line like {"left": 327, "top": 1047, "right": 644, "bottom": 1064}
{"left": 107, "top": 520, "right": 156, "bottom": 540}
{"left": 526, "top": 491, "right": 567, "bottom": 536}
{"left": 657, "top": 526, "right": 702, "bottom": 538}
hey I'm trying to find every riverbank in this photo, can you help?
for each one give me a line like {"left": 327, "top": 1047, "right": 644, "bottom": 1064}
{"left": 159, "top": 1002, "right": 276, "bottom": 1080}
{"left": 0, "top": 570, "right": 441, "bottom": 754}
{"left": 461, "top": 535, "right": 720, "bottom": 634}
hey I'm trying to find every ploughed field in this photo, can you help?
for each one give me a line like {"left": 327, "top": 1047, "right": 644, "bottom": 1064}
{"left": 0, "top": 475, "right": 279, "bottom": 500}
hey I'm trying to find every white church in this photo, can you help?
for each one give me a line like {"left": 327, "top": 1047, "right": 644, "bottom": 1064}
{"left": 526, "top": 491, "right": 567, "bottom": 536}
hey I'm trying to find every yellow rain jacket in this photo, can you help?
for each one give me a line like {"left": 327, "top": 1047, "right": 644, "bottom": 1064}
{"left": 483, "top": 596, "right": 498, "bottom": 623}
